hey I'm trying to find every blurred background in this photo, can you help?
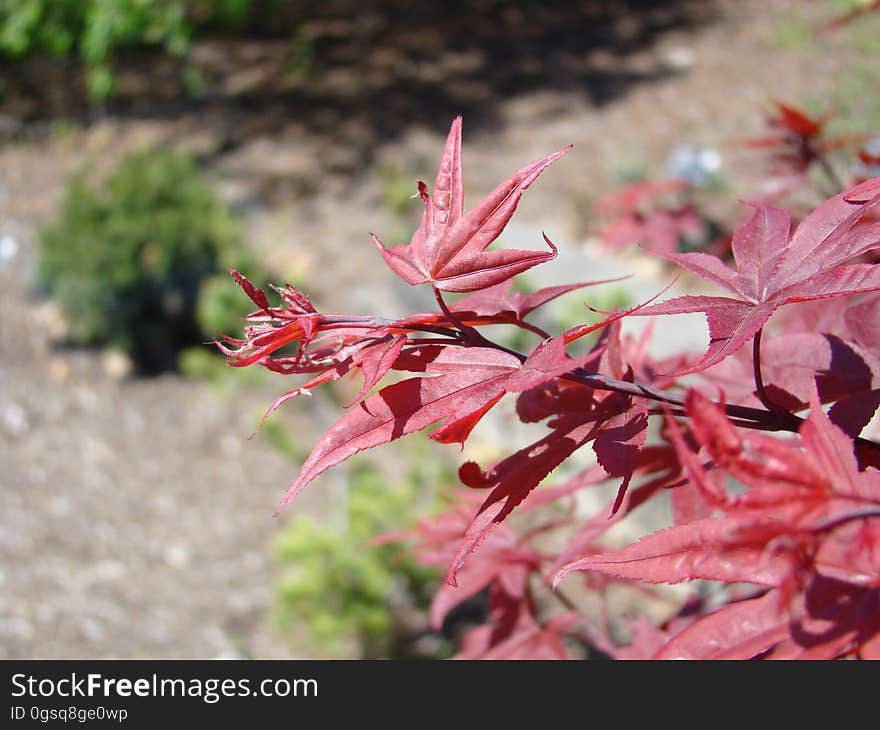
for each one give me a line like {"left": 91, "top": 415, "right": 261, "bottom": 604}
{"left": 1, "top": 0, "right": 878, "bottom": 658}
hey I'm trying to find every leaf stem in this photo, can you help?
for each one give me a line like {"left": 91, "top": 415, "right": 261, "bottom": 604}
{"left": 432, "top": 286, "right": 530, "bottom": 360}
{"left": 432, "top": 287, "right": 476, "bottom": 342}
{"left": 752, "top": 328, "right": 788, "bottom": 417}
{"left": 518, "top": 319, "right": 553, "bottom": 340}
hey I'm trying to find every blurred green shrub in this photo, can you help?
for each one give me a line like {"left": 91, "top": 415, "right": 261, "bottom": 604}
{"left": 0, "top": 0, "right": 248, "bottom": 98}
{"left": 38, "top": 148, "right": 260, "bottom": 372}
{"left": 273, "top": 460, "right": 450, "bottom": 659}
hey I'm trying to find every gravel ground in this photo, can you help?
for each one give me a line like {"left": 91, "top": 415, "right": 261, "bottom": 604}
{"left": 0, "top": 0, "right": 872, "bottom": 657}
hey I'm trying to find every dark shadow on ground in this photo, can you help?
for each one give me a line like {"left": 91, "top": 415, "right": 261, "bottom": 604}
{"left": 1, "top": 1, "right": 720, "bottom": 169}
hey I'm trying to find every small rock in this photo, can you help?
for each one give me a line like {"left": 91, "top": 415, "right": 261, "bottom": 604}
{"left": 89, "top": 560, "right": 127, "bottom": 584}
{"left": 75, "top": 386, "right": 98, "bottom": 412}
{"left": 80, "top": 617, "right": 105, "bottom": 642}
{"left": 47, "top": 357, "right": 70, "bottom": 383}
{"left": 49, "top": 496, "right": 73, "bottom": 517}
{"left": 2, "top": 402, "right": 28, "bottom": 436}
{"left": 101, "top": 349, "right": 133, "bottom": 380}
{"left": 34, "top": 300, "right": 69, "bottom": 341}
{"left": 123, "top": 409, "right": 144, "bottom": 434}
{"left": 664, "top": 144, "right": 722, "bottom": 187}
{"left": 0, "top": 234, "right": 18, "bottom": 268}
{"left": 214, "top": 650, "right": 249, "bottom": 660}
{"left": 662, "top": 45, "right": 696, "bottom": 70}
{"left": 164, "top": 544, "right": 191, "bottom": 569}
{"left": 1, "top": 616, "right": 34, "bottom": 642}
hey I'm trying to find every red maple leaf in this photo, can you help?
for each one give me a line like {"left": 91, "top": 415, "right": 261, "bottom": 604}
{"left": 635, "top": 180, "right": 880, "bottom": 374}
{"left": 379, "top": 489, "right": 582, "bottom": 659}
{"left": 372, "top": 117, "right": 571, "bottom": 292}
{"left": 653, "top": 590, "right": 791, "bottom": 660}
{"left": 449, "top": 277, "right": 625, "bottom": 329}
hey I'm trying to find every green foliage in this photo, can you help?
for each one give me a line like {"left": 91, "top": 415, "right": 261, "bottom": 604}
{"left": 285, "top": 27, "right": 316, "bottom": 81}
{"left": 612, "top": 158, "right": 649, "bottom": 186}
{"left": 178, "top": 345, "right": 268, "bottom": 392}
{"left": 776, "top": 1, "right": 880, "bottom": 139}
{"left": 197, "top": 271, "right": 253, "bottom": 341}
{"left": 0, "top": 0, "right": 249, "bottom": 98}
{"left": 772, "top": 16, "right": 812, "bottom": 49}
{"left": 376, "top": 162, "right": 419, "bottom": 220}
{"left": 273, "top": 459, "right": 450, "bottom": 659}
{"left": 374, "top": 161, "right": 423, "bottom": 247}
{"left": 38, "top": 148, "right": 259, "bottom": 372}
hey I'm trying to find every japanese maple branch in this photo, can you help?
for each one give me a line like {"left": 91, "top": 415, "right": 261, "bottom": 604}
{"left": 431, "top": 311, "right": 880, "bottom": 450}
{"left": 423, "top": 296, "right": 806, "bottom": 433}
{"left": 321, "top": 314, "right": 458, "bottom": 340}
{"left": 563, "top": 368, "right": 803, "bottom": 430}
{"left": 811, "top": 507, "right": 880, "bottom": 534}
{"left": 323, "top": 309, "right": 880, "bottom": 451}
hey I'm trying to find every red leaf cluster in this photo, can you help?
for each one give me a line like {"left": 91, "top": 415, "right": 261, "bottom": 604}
{"left": 558, "top": 391, "right": 880, "bottom": 659}
{"left": 594, "top": 179, "right": 719, "bottom": 257}
{"left": 743, "top": 102, "right": 866, "bottom": 203}
{"left": 223, "top": 117, "right": 880, "bottom": 659}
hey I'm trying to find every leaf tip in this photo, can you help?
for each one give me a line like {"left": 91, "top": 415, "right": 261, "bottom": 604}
{"left": 843, "top": 175, "right": 880, "bottom": 203}
{"left": 541, "top": 231, "right": 559, "bottom": 255}
{"left": 550, "top": 568, "right": 568, "bottom": 590}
